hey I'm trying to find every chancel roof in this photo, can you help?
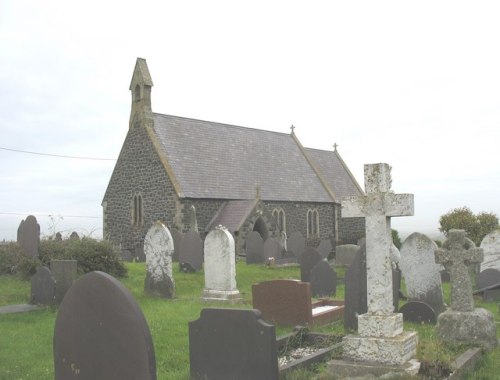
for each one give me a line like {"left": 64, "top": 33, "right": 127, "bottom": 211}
{"left": 151, "top": 113, "right": 361, "bottom": 202}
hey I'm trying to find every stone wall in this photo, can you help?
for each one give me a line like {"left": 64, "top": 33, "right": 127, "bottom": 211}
{"left": 103, "top": 125, "right": 178, "bottom": 252}
{"left": 179, "top": 199, "right": 225, "bottom": 235}
{"left": 337, "top": 216, "right": 365, "bottom": 245}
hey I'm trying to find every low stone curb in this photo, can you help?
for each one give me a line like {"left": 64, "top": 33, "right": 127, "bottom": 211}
{"left": 0, "top": 304, "right": 46, "bottom": 314}
{"left": 447, "top": 347, "right": 482, "bottom": 380}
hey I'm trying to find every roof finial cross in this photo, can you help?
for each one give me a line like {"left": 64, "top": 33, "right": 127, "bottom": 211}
{"left": 333, "top": 143, "right": 338, "bottom": 151}
{"left": 290, "top": 125, "right": 295, "bottom": 134}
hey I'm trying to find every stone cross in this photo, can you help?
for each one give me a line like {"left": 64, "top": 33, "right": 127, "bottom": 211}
{"left": 342, "top": 163, "right": 414, "bottom": 314}
{"left": 435, "top": 229, "right": 483, "bottom": 312}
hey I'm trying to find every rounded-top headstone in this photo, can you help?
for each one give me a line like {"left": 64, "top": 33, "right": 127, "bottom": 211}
{"left": 31, "top": 266, "right": 55, "bottom": 305}
{"left": 400, "top": 301, "right": 437, "bottom": 324}
{"left": 245, "top": 231, "right": 265, "bottom": 264}
{"left": 17, "top": 215, "right": 40, "bottom": 257}
{"left": 480, "top": 230, "right": 500, "bottom": 272}
{"left": 53, "top": 271, "right": 156, "bottom": 380}
{"left": 178, "top": 230, "right": 203, "bottom": 271}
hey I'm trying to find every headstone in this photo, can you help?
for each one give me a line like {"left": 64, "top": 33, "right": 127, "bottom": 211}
{"left": 435, "top": 229, "right": 497, "bottom": 350}
{"left": 30, "top": 266, "right": 55, "bottom": 305}
{"left": 246, "top": 231, "right": 265, "bottom": 264}
{"left": 480, "top": 230, "right": 500, "bottom": 272}
{"left": 399, "top": 301, "right": 437, "bottom": 324}
{"left": 189, "top": 308, "right": 278, "bottom": 380}
{"left": 170, "top": 229, "right": 183, "bottom": 262}
{"left": 341, "top": 163, "right": 417, "bottom": 365}
{"left": 335, "top": 244, "right": 360, "bottom": 266}
{"left": 201, "top": 226, "right": 241, "bottom": 303}
{"left": 310, "top": 260, "right": 336, "bottom": 297}
{"left": 69, "top": 231, "right": 80, "bottom": 240}
{"left": 178, "top": 230, "right": 203, "bottom": 271}
{"left": 17, "top": 215, "right": 40, "bottom": 257}
{"left": 189, "top": 205, "right": 198, "bottom": 233}
{"left": 317, "top": 239, "right": 333, "bottom": 260}
{"left": 400, "top": 233, "right": 446, "bottom": 315}
{"left": 53, "top": 271, "right": 157, "bottom": 379}
{"left": 476, "top": 268, "right": 500, "bottom": 301}
{"left": 55, "top": 232, "right": 63, "bottom": 241}
{"left": 287, "top": 231, "right": 306, "bottom": 261}
{"left": 343, "top": 243, "right": 367, "bottom": 330}
{"left": 263, "top": 237, "right": 281, "bottom": 261}
{"left": 300, "top": 247, "right": 322, "bottom": 282}
{"left": 50, "top": 260, "right": 78, "bottom": 304}
{"left": 143, "top": 221, "right": 175, "bottom": 298}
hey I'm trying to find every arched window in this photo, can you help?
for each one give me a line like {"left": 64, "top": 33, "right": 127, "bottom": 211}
{"left": 134, "top": 85, "right": 141, "bottom": 102}
{"left": 132, "top": 193, "right": 144, "bottom": 226}
{"left": 272, "top": 208, "right": 286, "bottom": 235}
{"left": 307, "top": 209, "right": 319, "bottom": 238}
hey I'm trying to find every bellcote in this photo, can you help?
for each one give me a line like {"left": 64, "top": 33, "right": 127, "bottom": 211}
{"left": 129, "top": 58, "right": 154, "bottom": 129}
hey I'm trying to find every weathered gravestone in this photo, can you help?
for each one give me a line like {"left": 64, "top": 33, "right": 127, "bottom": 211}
{"left": 144, "top": 221, "right": 175, "bottom": 298}
{"left": 53, "top": 271, "right": 156, "bottom": 379}
{"left": 317, "top": 239, "right": 333, "bottom": 260}
{"left": 69, "top": 231, "right": 80, "bottom": 240}
{"left": 341, "top": 163, "right": 417, "bottom": 366}
{"left": 435, "top": 229, "right": 497, "bottom": 350}
{"left": 201, "top": 226, "right": 241, "bottom": 303}
{"left": 170, "top": 228, "right": 183, "bottom": 262}
{"left": 335, "top": 244, "right": 360, "bottom": 266}
{"left": 476, "top": 268, "right": 500, "bottom": 301}
{"left": 189, "top": 308, "right": 278, "bottom": 380}
{"left": 399, "top": 301, "right": 437, "bottom": 324}
{"left": 310, "top": 260, "right": 337, "bottom": 297}
{"left": 300, "top": 247, "right": 322, "bottom": 283}
{"left": 287, "top": 231, "right": 305, "bottom": 261}
{"left": 343, "top": 243, "right": 367, "bottom": 330}
{"left": 480, "top": 230, "right": 500, "bottom": 272}
{"left": 264, "top": 237, "right": 282, "bottom": 260}
{"left": 400, "top": 233, "right": 446, "bottom": 319}
{"left": 31, "top": 266, "right": 55, "bottom": 305}
{"left": 55, "top": 232, "right": 63, "bottom": 241}
{"left": 246, "top": 231, "right": 265, "bottom": 264}
{"left": 50, "top": 260, "right": 78, "bottom": 304}
{"left": 17, "top": 215, "right": 40, "bottom": 257}
{"left": 178, "top": 230, "right": 203, "bottom": 272}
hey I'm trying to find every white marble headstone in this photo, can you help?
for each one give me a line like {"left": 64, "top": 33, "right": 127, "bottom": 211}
{"left": 480, "top": 230, "right": 500, "bottom": 272}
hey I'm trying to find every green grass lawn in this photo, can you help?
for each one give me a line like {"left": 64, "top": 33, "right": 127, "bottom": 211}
{"left": 0, "top": 262, "right": 499, "bottom": 379}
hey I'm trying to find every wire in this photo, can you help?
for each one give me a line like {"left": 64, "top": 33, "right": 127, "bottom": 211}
{"left": 0, "top": 146, "right": 116, "bottom": 161}
{"left": 0, "top": 212, "right": 101, "bottom": 219}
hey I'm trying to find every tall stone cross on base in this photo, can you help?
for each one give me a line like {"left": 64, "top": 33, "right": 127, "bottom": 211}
{"left": 435, "top": 229, "right": 483, "bottom": 312}
{"left": 342, "top": 163, "right": 414, "bottom": 315}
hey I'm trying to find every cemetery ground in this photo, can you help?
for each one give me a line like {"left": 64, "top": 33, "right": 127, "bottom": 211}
{"left": 1, "top": 263, "right": 500, "bottom": 380}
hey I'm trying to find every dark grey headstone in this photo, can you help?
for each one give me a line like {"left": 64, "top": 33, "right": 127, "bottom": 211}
{"left": 477, "top": 268, "right": 500, "bottom": 301}
{"left": 55, "top": 232, "right": 63, "bottom": 241}
{"left": 50, "top": 260, "right": 78, "bottom": 304}
{"left": 17, "top": 215, "right": 40, "bottom": 257}
{"left": 171, "top": 229, "right": 183, "bottom": 262}
{"left": 310, "top": 260, "right": 336, "bottom": 297}
{"left": 287, "top": 231, "right": 306, "bottom": 261}
{"left": 400, "top": 301, "right": 437, "bottom": 324}
{"left": 30, "top": 266, "right": 55, "bottom": 305}
{"left": 300, "top": 247, "right": 322, "bottom": 282}
{"left": 344, "top": 243, "right": 367, "bottom": 330}
{"left": 246, "top": 231, "right": 265, "bottom": 264}
{"left": 69, "top": 231, "right": 80, "bottom": 240}
{"left": 53, "top": 271, "right": 156, "bottom": 380}
{"left": 179, "top": 231, "right": 203, "bottom": 271}
{"left": 180, "top": 262, "right": 196, "bottom": 273}
{"left": 317, "top": 239, "right": 333, "bottom": 260}
{"left": 264, "top": 237, "right": 281, "bottom": 260}
{"left": 189, "top": 308, "right": 278, "bottom": 380}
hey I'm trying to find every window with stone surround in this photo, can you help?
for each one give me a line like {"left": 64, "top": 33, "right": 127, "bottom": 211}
{"left": 132, "top": 193, "right": 144, "bottom": 227}
{"left": 307, "top": 209, "right": 319, "bottom": 238}
{"left": 272, "top": 208, "right": 286, "bottom": 235}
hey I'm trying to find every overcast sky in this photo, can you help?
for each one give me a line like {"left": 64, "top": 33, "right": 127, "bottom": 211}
{"left": 1, "top": 1, "right": 499, "bottom": 241}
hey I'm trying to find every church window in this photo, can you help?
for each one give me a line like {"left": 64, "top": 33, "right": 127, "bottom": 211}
{"left": 134, "top": 85, "right": 141, "bottom": 102}
{"left": 272, "top": 208, "right": 286, "bottom": 235}
{"left": 132, "top": 193, "right": 144, "bottom": 226}
{"left": 307, "top": 209, "right": 319, "bottom": 238}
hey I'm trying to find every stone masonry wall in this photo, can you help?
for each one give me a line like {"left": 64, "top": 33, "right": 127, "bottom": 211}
{"left": 103, "top": 125, "right": 178, "bottom": 252}
{"left": 337, "top": 216, "right": 365, "bottom": 245}
{"left": 179, "top": 199, "right": 225, "bottom": 235}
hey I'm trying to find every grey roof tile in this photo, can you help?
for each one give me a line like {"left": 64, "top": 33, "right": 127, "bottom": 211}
{"left": 206, "top": 200, "right": 257, "bottom": 232}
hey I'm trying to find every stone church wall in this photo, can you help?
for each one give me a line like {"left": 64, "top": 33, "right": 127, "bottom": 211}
{"left": 103, "top": 125, "right": 177, "bottom": 252}
{"left": 337, "top": 216, "right": 365, "bottom": 245}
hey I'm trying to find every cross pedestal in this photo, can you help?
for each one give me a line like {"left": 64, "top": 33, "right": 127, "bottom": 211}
{"left": 341, "top": 163, "right": 418, "bottom": 365}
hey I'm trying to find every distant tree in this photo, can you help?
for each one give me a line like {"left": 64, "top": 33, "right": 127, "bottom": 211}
{"left": 439, "top": 206, "right": 499, "bottom": 246}
{"left": 391, "top": 229, "right": 402, "bottom": 249}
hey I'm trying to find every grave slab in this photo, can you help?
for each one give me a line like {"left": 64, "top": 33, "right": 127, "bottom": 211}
{"left": 50, "top": 260, "right": 77, "bottom": 304}
{"left": 178, "top": 230, "right": 203, "bottom": 271}
{"left": 30, "top": 266, "right": 55, "bottom": 305}
{"left": 245, "top": 231, "right": 265, "bottom": 264}
{"left": 17, "top": 215, "right": 40, "bottom": 257}
{"left": 310, "top": 260, "right": 336, "bottom": 297}
{"left": 287, "top": 231, "right": 305, "bottom": 262}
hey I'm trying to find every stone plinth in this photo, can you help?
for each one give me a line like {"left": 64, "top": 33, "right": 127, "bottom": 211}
{"left": 357, "top": 313, "right": 403, "bottom": 338}
{"left": 343, "top": 330, "right": 418, "bottom": 366}
{"left": 436, "top": 308, "right": 497, "bottom": 350}
{"left": 201, "top": 289, "right": 242, "bottom": 303}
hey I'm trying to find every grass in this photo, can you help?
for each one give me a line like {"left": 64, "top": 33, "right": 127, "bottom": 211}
{"left": 0, "top": 262, "right": 499, "bottom": 379}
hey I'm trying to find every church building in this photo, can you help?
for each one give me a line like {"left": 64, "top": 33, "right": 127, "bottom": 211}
{"left": 102, "top": 58, "right": 365, "bottom": 256}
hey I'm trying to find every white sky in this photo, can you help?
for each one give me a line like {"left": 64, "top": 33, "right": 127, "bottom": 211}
{"left": 1, "top": 0, "right": 499, "bottom": 241}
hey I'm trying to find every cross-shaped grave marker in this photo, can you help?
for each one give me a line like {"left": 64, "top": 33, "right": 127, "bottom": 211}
{"left": 435, "top": 229, "right": 483, "bottom": 312}
{"left": 342, "top": 163, "right": 414, "bottom": 315}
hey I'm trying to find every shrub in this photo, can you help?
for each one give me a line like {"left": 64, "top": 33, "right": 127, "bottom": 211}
{"left": 0, "top": 242, "right": 40, "bottom": 279}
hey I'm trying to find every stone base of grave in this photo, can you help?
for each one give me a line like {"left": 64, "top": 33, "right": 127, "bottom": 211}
{"left": 327, "top": 358, "right": 420, "bottom": 378}
{"left": 436, "top": 308, "right": 498, "bottom": 350}
{"left": 201, "top": 289, "right": 241, "bottom": 303}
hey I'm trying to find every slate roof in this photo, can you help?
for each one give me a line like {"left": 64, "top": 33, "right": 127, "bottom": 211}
{"left": 205, "top": 200, "right": 258, "bottom": 232}
{"left": 151, "top": 113, "right": 361, "bottom": 203}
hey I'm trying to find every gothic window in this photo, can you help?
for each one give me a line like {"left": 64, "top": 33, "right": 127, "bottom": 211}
{"left": 132, "top": 193, "right": 143, "bottom": 226}
{"left": 307, "top": 209, "right": 319, "bottom": 238}
{"left": 272, "top": 208, "right": 286, "bottom": 235}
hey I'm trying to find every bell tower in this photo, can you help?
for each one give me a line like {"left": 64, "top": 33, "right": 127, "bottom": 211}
{"left": 129, "top": 58, "right": 154, "bottom": 129}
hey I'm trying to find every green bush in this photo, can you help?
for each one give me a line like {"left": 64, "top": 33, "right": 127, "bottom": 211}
{"left": 0, "top": 242, "right": 39, "bottom": 279}
{"left": 39, "top": 238, "right": 127, "bottom": 278}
